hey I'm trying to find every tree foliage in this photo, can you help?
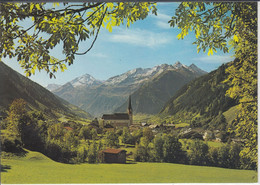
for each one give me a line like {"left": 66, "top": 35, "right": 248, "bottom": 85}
{"left": 0, "top": 2, "right": 157, "bottom": 78}
{"left": 6, "top": 99, "right": 27, "bottom": 139}
{"left": 170, "top": 2, "right": 257, "bottom": 163}
{"left": 121, "top": 127, "right": 134, "bottom": 145}
{"left": 188, "top": 140, "right": 209, "bottom": 166}
{"left": 104, "top": 131, "right": 119, "bottom": 148}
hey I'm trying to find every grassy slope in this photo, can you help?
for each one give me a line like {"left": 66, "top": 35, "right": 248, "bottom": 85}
{"left": 223, "top": 105, "right": 239, "bottom": 124}
{"left": 180, "top": 139, "right": 223, "bottom": 148}
{"left": 1, "top": 150, "right": 257, "bottom": 184}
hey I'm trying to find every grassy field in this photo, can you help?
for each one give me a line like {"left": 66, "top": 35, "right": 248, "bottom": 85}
{"left": 175, "top": 122, "right": 190, "bottom": 128}
{"left": 1, "top": 150, "right": 257, "bottom": 184}
{"left": 180, "top": 139, "right": 223, "bottom": 148}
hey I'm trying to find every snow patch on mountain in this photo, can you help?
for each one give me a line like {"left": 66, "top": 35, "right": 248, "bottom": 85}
{"left": 104, "top": 64, "right": 178, "bottom": 86}
{"left": 69, "top": 74, "right": 102, "bottom": 88}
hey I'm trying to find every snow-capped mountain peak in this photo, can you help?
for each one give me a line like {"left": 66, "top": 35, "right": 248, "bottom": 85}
{"left": 70, "top": 74, "right": 102, "bottom": 88}
{"left": 173, "top": 61, "right": 189, "bottom": 69}
{"left": 104, "top": 64, "right": 175, "bottom": 86}
{"left": 52, "top": 61, "right": 207, "bottom": 90}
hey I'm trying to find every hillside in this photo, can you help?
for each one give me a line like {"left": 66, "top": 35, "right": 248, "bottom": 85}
{"left": 53, "top": 62, "right": 206, "bottom": 116}
{"left": 160, "top": 63, "right": 237, "bottom": 130}
{"left": 116, "top": 66, "right": 205, "bottom": 114}
{"left": 1, "top": 150, "right": 257, "bottom": 183}
{"left": 0, "top": 62, "right": 91, "bottom": 119}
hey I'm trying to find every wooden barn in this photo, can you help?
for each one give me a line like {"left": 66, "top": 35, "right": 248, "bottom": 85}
{"left": 100, "top": 148, "right": 127, "bottom": 163}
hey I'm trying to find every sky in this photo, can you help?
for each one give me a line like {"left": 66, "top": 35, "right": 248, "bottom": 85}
{"left": 4, "top": 2, "right": 235, "bottom": 87}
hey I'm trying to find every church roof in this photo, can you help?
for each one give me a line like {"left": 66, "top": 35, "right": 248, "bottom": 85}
{"left": 102, "top": 113, "right": 129, "bottom": 120}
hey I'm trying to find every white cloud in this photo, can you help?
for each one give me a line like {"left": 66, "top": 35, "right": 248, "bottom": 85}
{"left": 156, "top": 21, "right": 170, "bottom": 29}
{"left": 156, "top": 13, "right": 172, "bottom": 21}
{"left": 194, "top": 55, "right": 235, "bottom": 64}
{"left": 155, "top": 13, "right": 172, "bottom": 29}
{"left": 109, "top": 28, "right": 172, "bottom": 48}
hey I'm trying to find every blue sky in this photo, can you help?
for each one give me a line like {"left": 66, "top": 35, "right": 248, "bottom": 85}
{"left": 4, "top": 2, "right": 234, "bottom": 87}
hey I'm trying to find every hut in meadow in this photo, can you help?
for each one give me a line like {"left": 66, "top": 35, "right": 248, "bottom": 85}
{"left": 100, "top": 148, "right": 127, "bottom": 163}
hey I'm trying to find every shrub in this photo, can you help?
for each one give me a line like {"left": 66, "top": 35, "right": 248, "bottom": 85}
{"left": 188, "top": 140, "right": 209, "bottom": 166}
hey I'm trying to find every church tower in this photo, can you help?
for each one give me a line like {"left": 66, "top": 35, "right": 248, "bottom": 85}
{"left": 128, "top": 95, "right": 133, "bottom": 126}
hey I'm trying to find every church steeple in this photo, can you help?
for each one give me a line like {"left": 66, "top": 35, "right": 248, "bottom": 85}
{"left": 128, "top": 95, "right": 133, "bottom": 126}
{"left": 128, "top": 95, "right": 132, "bottom": 114}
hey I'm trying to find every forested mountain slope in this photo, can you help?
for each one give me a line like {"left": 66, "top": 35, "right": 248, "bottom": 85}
{"left": 0, "top": 62, "right": 91, "bottom": 119}
{"left": 160, "top": 63, "right": 237, "bottom": 130}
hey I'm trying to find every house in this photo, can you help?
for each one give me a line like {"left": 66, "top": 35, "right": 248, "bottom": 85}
{"left": 141, "top": 122, "right": 149, "bottom": 127}
{"left": 203, "top": 131, "right": 214, "bottom": 140}
{"left": 100, "top": 148, "right": 127, "bottom": 163}
{"left": 101, "top": 96, "right": 133, "bottom": 128}
{"left": 149, "top": 124, "right": 160, "bottom": 129}
{"left": 149, "top": 124, "right": 160, "bottom": 132}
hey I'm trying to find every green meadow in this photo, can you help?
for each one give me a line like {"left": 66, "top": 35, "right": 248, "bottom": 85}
{"left": 1, "top": 150, "right": 257, "bottom": 184}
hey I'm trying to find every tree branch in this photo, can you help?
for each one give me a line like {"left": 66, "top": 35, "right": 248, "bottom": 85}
{"left": 75, "top": 7, "right": 107, "bottom": 55}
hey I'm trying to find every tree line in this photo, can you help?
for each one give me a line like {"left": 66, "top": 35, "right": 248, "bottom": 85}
{"left": 1, "top": 98, "right": 256, "bottom": 170}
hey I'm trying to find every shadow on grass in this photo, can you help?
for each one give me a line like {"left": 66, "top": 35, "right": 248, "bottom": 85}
{"left": 101, "top": 161, "right": 137, "bottom": 165}
{"left": 1, "top": 165, "right": 11, "bottom": 172}
{"left": 125, "top": 162, "right": 137, "bottom": 164}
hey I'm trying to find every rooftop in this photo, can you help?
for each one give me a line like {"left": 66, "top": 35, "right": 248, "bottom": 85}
{"left": 102, "top": 148, "right": 127, "bottom": 154}
{"left": 102, "top": 113, "right": 129, "bottom": 120}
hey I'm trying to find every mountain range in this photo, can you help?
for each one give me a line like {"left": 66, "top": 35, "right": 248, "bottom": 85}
{"left": 115, "top": 63, "right": 206, "bottom": 114}
{"left": 0, "top": 62, "right": 91, "bottom": 119}
{"left": 51, "top": 62, "right": 207, "bottom": 116}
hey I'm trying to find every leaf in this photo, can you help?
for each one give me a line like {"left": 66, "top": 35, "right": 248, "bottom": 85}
{"left": 207, "top": 48, "right": 213, "bottom": 56}
{"left": 35, "top": 4, "right": 41, "bottom": 11}
{"left": 177, "top": 33, "right": 182, "bottom": 40}
{"left": 30, "top": 4, "right": 34, "bottom": 13}
{"left": 26, "top": 71, "right": 31, "bottom": 77}
{"left": 74, "top": 15, "right": 81, "bottom": 19}
{"left": 233, "top": 34, "right": 239, "bottom": 42}
{"left": 53, "top": 3, "right": 60, "bottom": 7}
{"left": 106, "top": 22, "right": 112, "bottom": 32}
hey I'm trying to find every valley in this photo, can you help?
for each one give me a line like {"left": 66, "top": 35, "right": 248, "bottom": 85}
{"left": 0, "top": 59, "right": 257, "bottom": 184}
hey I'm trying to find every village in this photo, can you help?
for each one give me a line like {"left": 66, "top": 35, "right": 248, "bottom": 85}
{"left": 59, "top": 96, "right": 238, "bottom": 164}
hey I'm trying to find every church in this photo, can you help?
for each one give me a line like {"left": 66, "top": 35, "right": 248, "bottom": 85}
{"left": 101, "top": 96, "right": 133, "bottom": 128}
